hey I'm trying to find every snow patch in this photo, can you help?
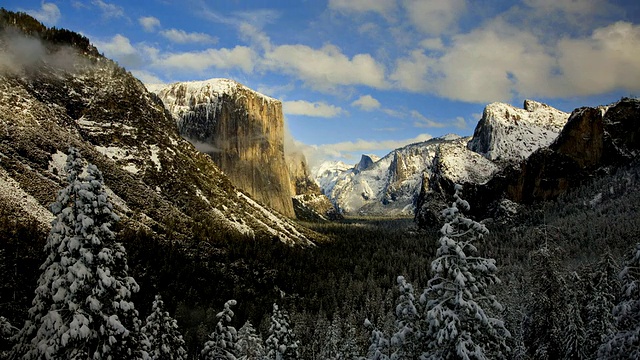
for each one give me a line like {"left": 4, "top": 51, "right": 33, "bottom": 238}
{"left": 0, "top": 167, "right": 54, "bottom": 229}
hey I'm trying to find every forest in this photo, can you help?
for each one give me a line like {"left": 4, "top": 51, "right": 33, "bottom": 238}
{"left": 1, "top": 151, "right": 639, "bottom": 359}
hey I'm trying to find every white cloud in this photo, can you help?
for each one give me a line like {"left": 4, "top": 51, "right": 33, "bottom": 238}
{"left": 131, "top": 70, "right": 164, "bottom": 85}
{"left": 160, "top": 29, "right": 217, "bottom": 44}
{"left": 391, "top": 19, "right": 640, "bottom": 102}
{"left": 283, "top": 100, "right": 345, "bottom": 118}
{"left": 328, "top": 0, "right": 397, "bottom": 16}
{"left": 555, "top": 21, "right": 640, "bottom": 97}
{"left": 93, "top": 34, "right": 141, "bottom": 68}
{"left": 152, "top": 46, "right": 256, "bottom": 74}
{"left": 351, "top": 95, "right": 381, "bottom": 111}
{"left": 139, "top": 16, "right": 160, "bottom": 32}
{"left": 453, "top": 116, "right": 467, "bottom": 129}
{"left": 403, "top": 0, "right": 467, "bottom": 35}
{"left": 27, "top": 2, "right": 61, "bottom": 25}
{"left": 92, "top": 0, "right": 124, "bottom": 19}
{"left": 411, "top": 110, "right": 446, "bottom": 128}
{"left": 264, "top": 44, "right": 387, "bottom": 91}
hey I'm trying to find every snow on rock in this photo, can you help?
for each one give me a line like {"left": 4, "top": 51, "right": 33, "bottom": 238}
{"left": 0, "top": 167, "right": 54, "bottom": 229}
{"left": 467, "top": 100, "right": 569, "bottom": 163}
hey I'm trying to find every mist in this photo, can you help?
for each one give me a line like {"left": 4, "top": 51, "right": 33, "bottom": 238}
{"left": 0, "top": 28, "right": 89, "bottom": 75}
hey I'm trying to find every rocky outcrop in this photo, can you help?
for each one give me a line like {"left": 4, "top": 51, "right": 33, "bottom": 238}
{"left": 150, "top": 79, "right": 295, "bottom": 218}
{"left": 506, "top": 98, "right": 640, "bottom": 203}
{"left": 354, "top": 154, "right": 378, "bottom": 173}
{"left": 467, "top": 100, "right": 569, "bottom": 164}
{"left": 287, "top": 151, "right": 339, "bottom": 221}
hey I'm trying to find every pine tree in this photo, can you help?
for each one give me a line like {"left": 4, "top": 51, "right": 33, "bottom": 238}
{"left": 390, "top": 276, "right": 420, "bottom": 359}
{"left": 365, "top": 319, "right": 389, "bottom": 360}
{"left": 201, "top": 300, "right": 240, "bottom": 360}
{"left": 265, "top": 303, "right": 299, "bottom": 360}
{"left": 585, "top": 250, "right": 617, "bottom": 357}
{"left": 1, "top": 316, "right": 17, "bottom": 358}
{"left": 141, "top": 294, "right": 187, "bottom": 360}
{"left": 319, "top": 315, "right": 342, "bottom": 360}
{"left": 562, "top": 280, "right": 587, "bottom": 360}
{"left": 598, "top": 243, "right": 640, "bottom": 359}
{"left": 10, "top": 147, "right": 145, "bottom": 359}
{"left": 339, "top": 321, "right": 361, "bottom": 360}
{"left": 421, "top": 184, "right": 510, "bottom": 360}
{"left": 523, "top": 246, "right": 568, "bottom": 359}
{"left": 237, "top": 321, "right": 265, "bottom": 360}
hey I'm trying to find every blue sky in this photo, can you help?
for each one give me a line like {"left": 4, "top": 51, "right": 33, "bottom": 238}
{"left": 5, "top": 0, "right": 640, "bottom": 166}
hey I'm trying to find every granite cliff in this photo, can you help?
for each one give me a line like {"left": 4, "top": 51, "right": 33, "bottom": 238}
{"left": 149, "top": 79, "right": 296, "bottom": 218}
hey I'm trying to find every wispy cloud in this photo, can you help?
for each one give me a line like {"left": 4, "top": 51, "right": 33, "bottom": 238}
{"left": 26, "top": 2, "right": 61, "bottom": 26}
{"left": 160, "top": 29, "right": 217, "bottom": 44}
{"left": 351, "top": 95, "right": 381, "bottom": 111}
{"left": 412, "top": 110, "right": 446, "bottom": 128}
{"left": 92, "top": 0, "right": 125, "bottom": 19}
{"left": 283, "top": 100, "right": 345, "bottom": 118}
{"left": 139, "top": 16, "right": 161, "bottom": 32}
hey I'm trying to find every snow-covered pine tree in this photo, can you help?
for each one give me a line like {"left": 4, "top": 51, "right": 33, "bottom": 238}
{"left": 339, "top": 321, "right": 361, "bottom": 360}
{"left": 319, "top": 315, "right": 342, "bottom": 360}
{"left": 364, "top": 319, "right": 389, "bottom": 360}
{"left": 141, "top": 294, "right": 187, "bottom": 360}
{"left": 265, "top": 303, "right": 299, "bottom": 360}
{"left": 421, "top": 184, "right": 510, "bottom": 360}
{"left": 10, "top": 147, "right": 145, "bottom": 360}
{"left": 390, "top": 276, "right": 420, "bottom": 359}
{"left": 585, "top": 250, "right": 618, "bottom": 357}
{"left": 201, "top": 300, "right": 240, "bottom": 360}
{"left": 562, "top": 274, "right": 587, "bottom": 360}
{"left": 1, "top": 316, "right": 17, "bottom": 358}
{"left": 237, "top": 321, "right": 265, "bottom": 360}
{"left": 523, "top": 246, "right": 569, "bottom": 359}
{"left": 598, "top": 243, "right": 640, "bottom": 359}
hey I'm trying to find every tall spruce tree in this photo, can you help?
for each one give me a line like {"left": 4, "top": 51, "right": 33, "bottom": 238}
{"left": 10, "top": 147, "right": 145, "bottom": 359}
{"left": 265, "top": 303, "right": 299, "bottom": 360}
{"left": 201, "top": 300, "right": 240, "bottom": 360}
{"left": 598, "top": 243, "right": 640, "bottom": 359}
{"left": 421, "top": 184, "right": 510, "bottom": 360}
{"left": 585, "top": 250, "right": 618, "bottom": 357}
{"left": 390, "top": 276, "right": 420, "bottom": 359}
{"left": 141, "top": 295, "right": 187, "bottom": 360}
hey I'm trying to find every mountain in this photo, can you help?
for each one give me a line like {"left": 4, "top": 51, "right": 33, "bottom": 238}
{"left": 287, "top": 151, "right": 340, "bottom": 221}
{"left": 148, "top": 79, "right": 295, "bottom": 218}
{"left": 468, "top": 100, "right": 569, "bottom": 164}
{"left": 0, "top": 11, "right": 314, "bottom": 246}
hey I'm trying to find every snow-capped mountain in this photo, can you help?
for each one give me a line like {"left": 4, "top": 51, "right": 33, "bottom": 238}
{"left": 468, "top": 100, "right": 569, "bottom": 164}
{"left": 317, "top": 101, "right": 569, "bottom": 217}
{"left": 0, "top": 16, "right": 315, "bottom": 245}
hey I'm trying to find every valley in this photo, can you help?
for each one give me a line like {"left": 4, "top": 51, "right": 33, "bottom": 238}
{"left": 1, "top": 7, "right": 640, "bottom": 359}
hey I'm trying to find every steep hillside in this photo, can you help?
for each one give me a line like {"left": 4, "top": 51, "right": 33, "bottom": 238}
{"left": 287, "top": 151, "right": 339, "bottom": 221}
{"left": 148, "top": 79, "right": 295, "bottom": 218}
{"left": 0, "top": 12, "right": 314, "bottom": 246}
{"left": 468, "top": 100, "right": 569, "bottom": 164}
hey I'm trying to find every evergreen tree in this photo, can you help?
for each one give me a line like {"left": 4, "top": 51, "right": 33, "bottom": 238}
{"left": 10, "top": 147, "right": 145, "bottom": 359}
{"left": 421, "top": 184, "right": 510, "bottom": 360}
{"left": 523, "top": 246, "right": 568, "bottom": 359}
{"left": 339, "top": 321, "right": 361, "bottom": 360}
{"left": 365, "top": 319, "right": 389, "bottom": 360}
{"left": 390, "top": 276, "right": 420, "bottom": 359}
{"left": 237, "top": 321, "right": 265, "bottom": 360}
{"left": 201, "top": 300, "right": 239, "bottom": 360}
{"left": 1, "top": 316, "right": 17, "bottom": 358}
{"left": 585, "top": 250, "right": 618, "bottom": 357}
{"left": 562, "top": 279, "right": 587, "bottom": 360}
{"left": 141, "top": 294, "right": 187, "bottom": 360}
{"left": 598, "top": 243, "right": 640, "bottom": 359}
{"left": 319, "top": 315, "right": 342, "bottom": 360}
{"left": 265, "top": 303, "right": 299, "bottom": 360}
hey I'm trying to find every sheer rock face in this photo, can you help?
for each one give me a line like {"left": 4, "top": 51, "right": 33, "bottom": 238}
{"left": 467, "top": 100, "right": 569, "bottom": 164}
{"left": 151, "top": 79, "right": 295, "bottom": 218}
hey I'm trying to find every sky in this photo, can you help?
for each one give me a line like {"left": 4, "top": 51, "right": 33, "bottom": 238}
{"left": 4, "top": 0, "right": 640, "bottom": 167}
